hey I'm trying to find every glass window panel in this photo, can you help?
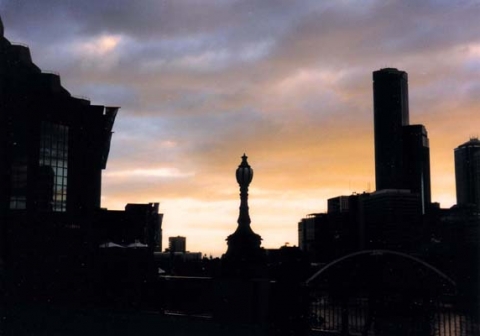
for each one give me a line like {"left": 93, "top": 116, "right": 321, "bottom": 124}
{"left": 9, "top": 196, "right": 26, "bottom": 210}
{"left": 39, "top": 121, "right": 69, "bottom": 212}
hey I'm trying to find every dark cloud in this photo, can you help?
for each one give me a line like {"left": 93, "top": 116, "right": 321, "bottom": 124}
{"left": 2, "top": 0, "right": 479, "bottom": 253}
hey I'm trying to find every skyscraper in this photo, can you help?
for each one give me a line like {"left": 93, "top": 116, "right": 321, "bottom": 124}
{"left": 402, "top": 125, "right": 432, "bottom": 212}
{"left": 373, "top": 68, "right": 410, "bottom": 191}
{"left": 454, "top": 138, "right": 480, "bottom": 210}
{"left": 372, "top": 68, "right": 431, "bottom": 212}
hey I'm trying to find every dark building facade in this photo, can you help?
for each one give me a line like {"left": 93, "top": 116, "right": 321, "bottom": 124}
{"left": 298, "top": 213, "right": 328, "bottom": 262}
{"left": 0, "top": 21, "right": 117, "bottom": 217}
{"left": 0, "top": 19, "right": 117, "bottom": 268}
{"left": 373, "top": 68, "right": 431, "bottom": 213}
{"left": 327, "top": 194, "right": 363, "bottom": 253}
{"left": 298, "top": 194, "right": 364, "bottom": 263}
{"left": 455, "top": 138, "right": 480, "bottom": 210}
{"left": 96, "top": 203, "right": 163, "bottom": 252}
{"left": 402, "top": 125, "right": 432, "bottom": 212}
{"left": 169, "top": 236, "right": 187, "bottom": 253}
{"left": 327, "top": 196, "right": 350, "bottom": 214}
{"left": 360, "top": 189, "right": 422, "bottom": 252}
{"left": 373, "top": 68, "right": 410, "bottom": 191}
{"left": 0, "top": 16, "right": 162, "bottom": 295}
{"left": 125, "top": 203, "right": 162, "bottom": 252}
{"left": 297, "top": 69, "right": 435, "bottom": 263}
{"left": 297, "top": 189, "right": 427, "bottom": 260}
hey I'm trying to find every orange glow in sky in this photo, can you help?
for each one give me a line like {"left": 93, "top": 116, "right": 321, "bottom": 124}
{"left": 2, "top": 1, "right": 479, "bottom": 256}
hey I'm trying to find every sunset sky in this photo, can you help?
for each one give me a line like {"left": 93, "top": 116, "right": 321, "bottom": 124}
{"left": 2, "top": 0, "right": 480, "bottom": 256}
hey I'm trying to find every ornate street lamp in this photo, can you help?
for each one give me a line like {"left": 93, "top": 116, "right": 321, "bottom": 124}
{"left": 223, "top": 154, "right": 264, "bottom": 277}
{"left": 235, "top": 154, "right": 254, "bottom": 234}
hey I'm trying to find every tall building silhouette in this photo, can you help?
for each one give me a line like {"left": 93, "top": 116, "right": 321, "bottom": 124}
{"left": 0, "top": 16, "right": 162, "bottom": 275}
{"left": 373, "top": 68, "right": 409, "bottom": 191}
{"left": 402, "top": 125, "right": 432, "bottom": 211}
{"left": 373, "top": 68, "right": 431, "bottom": 212}
{"left": 455, "top": 138, "right": 480, "bottom": 210}
{"left": 0, "top": 17, "right": 117, "bottom": 215}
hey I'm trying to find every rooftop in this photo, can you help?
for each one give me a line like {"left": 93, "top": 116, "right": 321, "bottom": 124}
{"left": 456, "top": 137, "right": 480, "bottom": 149}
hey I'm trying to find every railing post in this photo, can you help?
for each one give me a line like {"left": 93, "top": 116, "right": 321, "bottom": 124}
{"left": 341, "top": 295, "right": 349, "bottom": 336}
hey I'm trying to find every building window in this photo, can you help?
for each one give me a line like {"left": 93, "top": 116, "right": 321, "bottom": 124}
{"left": 39, "top": 121, "right": 69, "bottom": 212}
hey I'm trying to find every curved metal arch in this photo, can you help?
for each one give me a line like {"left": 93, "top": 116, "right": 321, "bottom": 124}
{"left": 305, "top": 249, "right": 456, "bottom": 288}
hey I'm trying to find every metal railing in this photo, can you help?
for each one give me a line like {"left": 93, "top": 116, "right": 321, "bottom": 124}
{"left": 310, "top": 293, "right": 480, "bottom": 336}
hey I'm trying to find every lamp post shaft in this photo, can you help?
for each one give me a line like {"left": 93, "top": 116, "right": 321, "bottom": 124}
{"left": 238, "top": 185, "right": 251, "bottom": 227}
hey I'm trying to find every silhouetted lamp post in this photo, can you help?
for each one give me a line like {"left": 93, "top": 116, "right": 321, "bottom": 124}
{"left": 223, "top": 154, "right": 264, "bottom": 277}
{"left": 236, "top": 153, "right": 254, "bottom": 234}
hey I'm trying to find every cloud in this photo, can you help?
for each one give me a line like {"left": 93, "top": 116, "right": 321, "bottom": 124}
{"left": 2, "top": 0, "right": 480, "bottom": 254}
{"left": 105, "top": 168, "right": 195, "bottom": 179}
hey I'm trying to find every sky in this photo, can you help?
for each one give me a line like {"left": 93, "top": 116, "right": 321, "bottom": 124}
{"left": 1, "top": 0, "right": 480, "bottom": 256}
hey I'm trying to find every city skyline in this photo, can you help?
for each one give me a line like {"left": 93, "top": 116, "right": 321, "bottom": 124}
{"left": 2, "top": 1, "right": 480, "bottom": 255}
